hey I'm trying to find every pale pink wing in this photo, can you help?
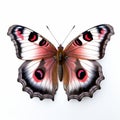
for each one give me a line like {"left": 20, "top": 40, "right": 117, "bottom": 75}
{"left": 18, "top": 58, "right": 58, "bottom": 100}
{"left": 63, "top": 57, "right": 104, "bottom": 101}
{"left": 64, "top": 24, "right": 114, "bottom": 60}
{"left": 63, "top": 24, "right": 114, "bottom": 101}
{"left": 7, "top": 25, "right": 57, "bottom": 60}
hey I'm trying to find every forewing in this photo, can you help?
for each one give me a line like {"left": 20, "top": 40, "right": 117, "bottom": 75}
{"left": 18, "top": 58, "right": 58, "bottom": 100}
{"left": 63, "top": 57, "right": 104, "bottom": 101}
{"left": 8, "top": 25, "right": 57, "bottom": 60}
{"left": 64, "top": 24, "right": 114, "bottom": 60}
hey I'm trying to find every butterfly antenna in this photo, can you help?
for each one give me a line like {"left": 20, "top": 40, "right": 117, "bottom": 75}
{"left": 46, "top": 26, "right": 60, "bottom": 45}
{"left": 61, "top": 25, "right": 75, "bottom": 45}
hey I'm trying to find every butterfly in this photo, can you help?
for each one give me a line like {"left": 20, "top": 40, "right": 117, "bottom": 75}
{"left": 7, "top": 24, "right": 114, "bottom": 101}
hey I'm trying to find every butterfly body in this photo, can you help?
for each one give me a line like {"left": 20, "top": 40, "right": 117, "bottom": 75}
{"left": 8, "top": 24, "right": 114, "bottom": 101}
{"left": 56, "top": 45, "right": 63, "bottom": 81}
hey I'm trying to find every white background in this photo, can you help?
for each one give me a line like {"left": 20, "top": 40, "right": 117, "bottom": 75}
{"left": 0, "top": 0, "right": 120, "bottom": 120}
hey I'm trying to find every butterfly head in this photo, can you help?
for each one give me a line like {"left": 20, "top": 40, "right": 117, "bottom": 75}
{"left": 58, "top": 44, "right": 63, "bottom": 51}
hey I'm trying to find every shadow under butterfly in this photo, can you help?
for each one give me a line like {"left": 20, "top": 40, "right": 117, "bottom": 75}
{"left": 7, "top": 24, "right": 114, "bottom": 101}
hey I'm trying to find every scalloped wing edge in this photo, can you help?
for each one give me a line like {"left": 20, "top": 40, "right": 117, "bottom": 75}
{"left": 7, "top": 25, "right": 23, "bottom": 59}
{"left": 18, "top": 62, "right": 58, "bottom": 101}
{"left": 66, "top": 61, "right": 104, "bottom": 101}
{"left": 98, "top": 24, "right": 114, "bottom": 59}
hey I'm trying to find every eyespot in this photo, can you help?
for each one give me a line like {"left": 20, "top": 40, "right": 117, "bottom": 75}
{"left": 76, "top": 69, "right": 87, "bottom": 81}
{"left": 28, "top": 32, "right": 38, "bottom": 42}
{"left": 15, "top": 27, "right": 24, "bottom": 40}
{"left": 34, "top": 69, "right": 44, "bottom": 81}
{"left": 97, "top": 27, "right": 106, "bottom": 34}
{"left": 98, "top": 27, "right": 103, "bottom": 33}
{"left": 83, "top": 31, "right": 93, "bottom": 41}
{"left": 39, "top": 39, "right": 47, "bottom": 46}
{"left": 75, "top": 38, "right": 82, "bottom": 46}
{"left": 17, "top": 27, "right": 24, "bottom": 34}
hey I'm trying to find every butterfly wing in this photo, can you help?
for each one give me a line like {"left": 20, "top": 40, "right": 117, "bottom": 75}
{"left": 19, "top": 58, "right": 58, "bottom": 100}
{"left": 64, "top": 24, "right": 114, "bottom": 60}
{"left": 8, "top": 25, "right": 58, "bottom": 100}
{"left": 63, "top": 58, "right": 104, "bottom": 101}
{"left": 63, "top": 24, "right": 114, "bottom": 101}
{"left": 8, "top": 25, "right": 57, "bottom": 60}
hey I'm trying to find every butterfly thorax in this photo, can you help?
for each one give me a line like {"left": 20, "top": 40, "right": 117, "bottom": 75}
{"left": 57, "top": 45, "right": 64, "bottom": 63}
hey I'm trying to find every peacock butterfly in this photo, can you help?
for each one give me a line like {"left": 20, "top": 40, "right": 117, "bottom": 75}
{"left": 8, "top": 24, "right": 114, "bottom": 101}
